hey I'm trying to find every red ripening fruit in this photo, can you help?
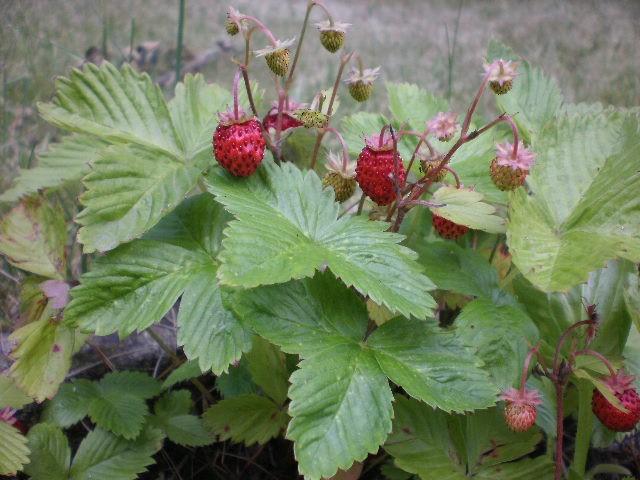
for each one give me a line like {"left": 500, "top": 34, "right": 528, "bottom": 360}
{"left": 592, "top": 372, "right": 640, "bottom": 432}
{"left": 355, "top": 134, "right": 406, "bottom": 206}
{"left": 262, "top": 111, "right": 303, "bottom": 132}
{"left": 213, "top": 119, "right": 266, "bottom": 177}
{"left": 504, "top": 403, "right": 538, "bottom": 432}
{"left": 432, "top": 215, "right": 468, "bottom": 240}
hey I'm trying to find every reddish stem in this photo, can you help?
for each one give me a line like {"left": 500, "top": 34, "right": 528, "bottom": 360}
{"left": 461, "top": 70, "right": 491, "bottom": 136}
{"left": 240, "top": 15, "right": 278, "bottom": 45}
{"left": 574, "top": 349, "right": 617, "bottom": 377}
{"left": 519, "top": 345, "right": 540, "bottom": 392}
{"left": 552, "top": 320, "right": 596, "bottom": 376}
{"left": 555, "top": 381, "right": 566, "bottom": 480}
{"left": 377, "top": 124, "right": 390, "bottom": 148}
{"left": 232, "top": 68, "right": 241, "bottom": 120}
{"left": 442, "top": 165, "right": 461, "bottom": 188}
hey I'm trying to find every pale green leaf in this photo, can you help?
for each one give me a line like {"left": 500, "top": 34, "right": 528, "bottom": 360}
{"left": 368, "top": 318, "right": 499, "bottom": 412}
{"left": 475, "top": 457, "right": 555, "bottom": 480}
{"left": 454, "top": 299, "right": 539, "bottom": 390}
{"left": 9, "top": 309, "right": 84, "bottom": 402}
{"left": 0, "top": 197, "right": 66, "bottom": 279}
{"left": 161, "top": 360, "right": 203, "bottom": 390}
{"left": 150, "top": 390, "right": 213, "bottom": 446}
{"left": 203, "top": 394, "right": 288, "bottom": 446}
{"left": 508, "top": 113, "right": 640, "bottom": 291}
{"left": 0, "top": 422, "right": 30, "bottom": 476}
{"left": 486, "top": 40, "right": 518, "bottom": 63}
{"left": 24, "top": 423, "right": 70, "bottom": 480}
{"left": 70, "top": 426, "right": 163, "bottom": 480}
{"left": 245, "top": 336, "right": 289, "bottom": 405}
{"left": 38, "top": 62, "right": 181, "bottom": 156}
{"left": 430, "top": 185, "right": 506, "bottom": 234}
{"left": 287, "top": 344, "right": 393, "bottom": 480}
{"left": 76, "top": 145, "right": 207, "bottom": 253}
{"left": 177, "top": 270, "right": 251, "bottom": 374}
{"left": 495, "top": 61, "right": 564, "bottom": 143}
{"left": 0, "top": 374, "right": 32, "bottom": 409}
{"left": 386, "top": 82, "right": 449, "bottom": 132}
{"left": 42, "top": 379, "right": 99, "bottom": 427}
{"left": 526, "top": 377, "right": 557, "bottom": 438}
{"left": 207, "top": 158, "right": 435, "bottom": 319}
{"left": 0, "top": 135, "right": 105, "bottom": 203}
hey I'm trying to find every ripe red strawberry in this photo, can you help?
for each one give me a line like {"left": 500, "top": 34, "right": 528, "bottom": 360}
{"left": 355, "top": 133, "right": 406, "bottom": 206}
{"left": 432, "top": 215, "right": 468, "bottom": 240}
{"left": 213, "top": 109, "right": 265, "bottom": 177}
{"left": 592, "top": 372, "right": 640, "bottom": 432}
{"left": 500, "top": 387, "right": 542, "bottom": 433}
{"left": 262, "top": 111, "right": 303, "bottom": 132}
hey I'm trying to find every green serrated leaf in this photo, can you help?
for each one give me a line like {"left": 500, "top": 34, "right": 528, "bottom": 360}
{"left": 245, "top": 336, "right": 289, "bottom": 405}
{"left": 369, "top": 318, "right": 499, "bottom": 412}
{"left": 475, "top": 456, "right": 555, "bottom": 480}
{"left": 0, "top": 135, "right": 106, "bottom": 203}
{"left": 0, "top": 422, "right": 30, "bottom": 476}
{"left": 431, "top": 186, "right": 506, "bottom": 234}
{"left": 386, "top": 82, "right": 449, "bottom": 131}
{"left": 24, "top": 423, "right": 70, "bottom": 480}
{"left": 486, "top": 40, "right": 519, "bottom": 62}
{"left": 0, "top": 374, "right": 32, "bottom": 409}
{"left": 76, "top": 144, "right": 207, "bottom": 253}
{"left": 87, "top": 391, "right": 148, "bottom": 440}
{"left": 161, "top": 360, "right": 203, "bottom": 390}
{"left": 9, "top": 308, "right": 84, "bottom": 402}
{"left": 204, "top": 394, "right": 288, "bottom": 446}
{"left": 0, "top": 197, "right": 66, "bottom": 278}
{"left": 150, "top": 390, "right": 213, "bottom": 446}
{"left": 508, "top": 113, "right": 640, "bottom": 291}
{"left": 495, "top": 61, "right": 564, "bottom": 143}
{"left": 69, "top": 426, "right": 164, "bottom": 480}
{"left": 42, "top": 379, "right": 98, "bottom": 427}
{"left": 207, "top": 158, "right": 435, "bottom": 319}
{"left": 341, "top": 112, "right": 390, "bottom": 156}
{"left": 99, "top": 371, "right": 161, "bottom": 399}
{"left": 288, "top": 344, "right": 393, "bottom": 480}
{"left": 454, "top": 299, "right": 539, "bottom": 390}
{"left": 215, "top": 359, "right": 257, "bottom": 398}
{"left": 39, "top": 62, "right": 181, "bottom": 156}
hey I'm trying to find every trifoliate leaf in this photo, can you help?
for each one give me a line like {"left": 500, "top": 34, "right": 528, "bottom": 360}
{"left": 150, "top": 390, "right": 213, "bottom": 446}
{"left": 24, "top": 423, "right": 70, "bottom": 480}
{"left": 368, "top": 317, "right": 499, "bottom": 412}
{"left": 87, "top": 390, "right": 148, "bottom": 440}
{"left": 67, "top": 194, "right": 249, "bottom": 366}
{"left": 42, "top": 379, "right": 99, "bottom": 427}
{"left": 99, "top": 371, "right": 161, "bottom": 399}
{"left": 69, "top": 426, "right": 164, "bottom": 480}
{"left": 206, "top": 158, "right": 435, "bottom": 319}
{"left": 0, "top": 374, "right": 32, "bottom": 409}
{"left": 76, "top": 144, "right": 208, "bottom": 253}
{"left": 453, "top": 299, "right": 539, "bottom": 390}
{"left": 0, "top": 135, "right": 106, "bottom": 203}
{"left": 161, "top": 360, "right": 203, "bottom": 390}
{"left": 0, "top": 197, "right": 66, "bottom": 279}
{"left": 287, "top": 344, "right": 394, "bottom": 480}
{"left": 245, "top": 337, "right": 289, "bottom": 405}
{"left": 430, "top": 185, "right": 506, "bottom": 233}
{"left": 9, "top": 308, "right": 84, "bottom": 402}
{"left": 508, "top": 113, "right": 640, "bottom": 291}
{"left": 0, "top": 422, "right": 30, "bottom": 476}
{"left": 215, "top": 360, "right": 257, "bottom": 398}
{"left": 203, "top": 394, "right": 288, "bottom": 446}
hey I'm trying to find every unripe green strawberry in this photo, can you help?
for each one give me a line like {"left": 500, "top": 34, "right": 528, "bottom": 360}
{"left": 294, "top": 109, "right": 329, "bottom": 129}
{"left": 419, "top": 157, "right": 446, "bottom": 182}
{"left": 322, "top": 172, "right": 356, "bottom": 202}
{"left": 484, "top": 59, "right": 518, "bottom": 95}
{"left": 315, "top": 21, "right": 350, "bottom": 53}
{"left": 225, "top": 19, "right": 239, "bottom": 36}
{"left": 225, "top": 7, "right": 243, "bottom": 36}
{"left": 255, "top": 39, "right": 295, "bottom": 77}
{"left": 345, "top": 66, "right": 380, "bottom": 103}
{"left": 490, "top": 141, "right": 535, "bottom": 191}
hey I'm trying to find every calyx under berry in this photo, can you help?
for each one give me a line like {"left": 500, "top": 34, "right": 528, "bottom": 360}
{"left": 484, "top": 58, "right": 519, "bottom": 95}
{"left": 315, "top": 20, "right": 350, "bottom": 53}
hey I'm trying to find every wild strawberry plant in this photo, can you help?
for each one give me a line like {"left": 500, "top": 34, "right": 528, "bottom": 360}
{"left": 0, "top": 2, "right": 639, "bottom": 479}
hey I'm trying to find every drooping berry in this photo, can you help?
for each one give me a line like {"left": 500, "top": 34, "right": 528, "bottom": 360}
{"left": 500, "top": 387, "right": 542, "bottom": 433}
{"left": 322, "top": 151, "right": 357, "bottom": 202}
{"left": 262, "top": 100, "right": 305, "bottom": 133}
{"left": 418, "top": 156, "right": 446, "bottom": 182}
{"left": 355, "top": 132, "right": 406, "bottom": 206}
{"left": 256, "top": 39, "right": 295, "bottom": 77}
{"left": 490, "top": 141, "right": 535, "bottom": 191}
{"left": 345, "top": 66, "right": 381, "bottom": 102}
{"left": 484, "top": 58, "right": 519, "bottom": 95}
{"left": 293, "top": 109, "right": 329, "bottom": 129}
{"left": 225, "top": 7, "right": 244, "bottom": 36}
{"left": 427, "top": 112, "right": 459, "bottom": 142}
{"left": 213, "top": 109, "right": 266, "bottom": 177}
{"left": 315, "top": 20, "right": 350, "bottom": 53}
{"left": 432, "top": 215, "right": 468, "bottom": 240}
{"left": 592, "top": 371, "right": 640, "bottom": 432}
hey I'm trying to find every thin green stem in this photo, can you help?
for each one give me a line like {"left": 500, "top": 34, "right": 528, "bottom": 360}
{"left": 174, "top": 0, "right": 186, "bottom": 87}
{"left": 573, "top": 378, "right": 594, "bottom": 477}
{"left": 286, "top": 0, "right": 315, "bottom": 89}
